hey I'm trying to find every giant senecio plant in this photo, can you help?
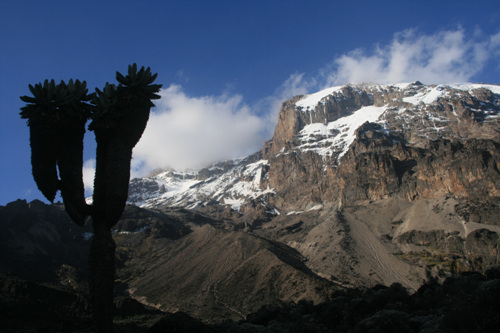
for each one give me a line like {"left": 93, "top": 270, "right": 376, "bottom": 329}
{"left": 20, "top": 64, "right": 161, "bottom": 333}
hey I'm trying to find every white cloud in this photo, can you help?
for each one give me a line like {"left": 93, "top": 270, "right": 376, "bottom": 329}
{"left": 82, "top": 159, "right": 95, "bottom": 193}
{"left": 132, "top": 84, "right": 265, "bottom": 175}
{"left": 94, "top": 27, "right": 500, "bottom": 180}
{"left": 275, "top": 72, "right": 315, "bottom": 98}
{"left": 130, "top": 73, "right": 319, "bottom": 176}
{"left": 253, "top": 72, "right": 316, "bottom": 136}
{"left": 323, "top": 28, "right": 499, "bottom": 86}
{"left": 490, "top": 30, "right": 500, "bottom": 56}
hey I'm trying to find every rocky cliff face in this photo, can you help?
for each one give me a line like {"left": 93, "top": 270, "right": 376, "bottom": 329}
{"left": 129, "top": 82, "right": 500, "bottom": 215}
{"left": 125, "top": 82, "right": 500, "bottom": 292}
{"left": 262, "top": 82, "right": 500, "bottom": 212}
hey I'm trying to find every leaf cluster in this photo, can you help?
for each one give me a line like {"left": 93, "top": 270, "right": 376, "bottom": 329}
{"left": 20, "top": 79, "right": 93, "bottom": 127}
{"left": 89, "top": 64, "right": 162, "bottom": 132}
{"left": 19, "top": 64, "right": 162, "bottom": 133}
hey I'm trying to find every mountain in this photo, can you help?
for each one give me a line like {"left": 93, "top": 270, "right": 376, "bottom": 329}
{"left": 1, "top": 82, "right": 500, "bottom": 330}
{"left": 130, "top": 82, "right": 500, "bottom": 212}
{"left": 128, "top": 81, "right": 500, "bottom": 290}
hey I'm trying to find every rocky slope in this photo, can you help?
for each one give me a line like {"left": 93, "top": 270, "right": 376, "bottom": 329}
{"left": 118, "top": 224, "right": 335, "bottom": 323}
{"left": 0, "top": 199, "right": 338, "bottom": 323}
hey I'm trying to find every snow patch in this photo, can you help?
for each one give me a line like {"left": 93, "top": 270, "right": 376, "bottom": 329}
{"left": 224, "top": 197, "right": 245, "bottom": 213}
{"left": 133, "top": 159, "right": 275, "bottom": 212}
{"left": 298, "top": 105, "right": 387, "bottom": 159}
{"left": 450, "top": 83, "right": 500, "bottom": 95}
{"left": 296, "top": 86, "right": 343, "bottom": 111}
{"left": 403, "top": 83, "right": 500, "bottom": 106}
{"left": 117, "top": 225, "right": 150, "bottom": 235}
{"left": 308, "top": 204, "right": 323, "bottom": 211}
{"left": 403, "top": 85, "right": 447, "bottom": 105}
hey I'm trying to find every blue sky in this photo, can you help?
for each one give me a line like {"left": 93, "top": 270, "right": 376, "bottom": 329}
{"left": 1, "top": 0, "right": 500, "bottom": 205}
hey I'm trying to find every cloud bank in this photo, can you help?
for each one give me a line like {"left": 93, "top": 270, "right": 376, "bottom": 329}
{"left": 82, "top": 159, "right": 96, "bottom": 192}
{"left": 132, "top": 85, "right": 265, "bottom": 174}
{"left": 82, "top": 27, "right": 500, "bottom": 189}
{"left": 323, "top": 28, "right": 500, "bottom": 86}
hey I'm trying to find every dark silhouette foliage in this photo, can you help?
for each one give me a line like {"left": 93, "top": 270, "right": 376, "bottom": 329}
{"left": 20, "top": 79, "right": 92, "bottom": 222}
{"left": 20, "top": 64, "right": 161, "bottom": 333}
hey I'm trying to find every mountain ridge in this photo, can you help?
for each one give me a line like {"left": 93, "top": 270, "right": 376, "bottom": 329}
{"left": 129, "top": 81, "right": 500, "bottom": 213}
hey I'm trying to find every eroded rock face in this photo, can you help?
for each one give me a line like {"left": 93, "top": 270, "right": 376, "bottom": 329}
{"left": 244, "top": 83, "right": 500, "bottom": 284}
{"left": 334, "top": 137, "right": 500, "bottom": 203}
{"left": 465, "top": 229, "right": 500, "bottom": 270}
{"left": 129, "top": 83, "right": 500, "bottom": 221}
{"left": 261, "top": 83, "right": 500, "bottom": 212}
{"left": 264, "top": 135, "right": 500, "bottom": 213}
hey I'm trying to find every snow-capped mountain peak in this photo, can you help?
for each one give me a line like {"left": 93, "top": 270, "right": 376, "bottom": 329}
{"left": 129, "top": 82, "right": 500, "bottom": 216}
{"left": 128, "top": 155, "right": 274, "bottom": 214}
{"left": 283, "top": 82, "right": 500, "bottom": 161}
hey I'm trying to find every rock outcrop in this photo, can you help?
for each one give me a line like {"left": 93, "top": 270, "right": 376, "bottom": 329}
{"left": 262, "top": 83, "right": 500, "bottom": 212}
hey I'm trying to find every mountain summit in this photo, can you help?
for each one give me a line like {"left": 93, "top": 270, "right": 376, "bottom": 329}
{"left": 129, "top": 82, "right": 500, "bottom": 214}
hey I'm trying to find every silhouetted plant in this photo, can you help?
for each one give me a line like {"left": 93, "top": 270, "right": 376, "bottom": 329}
{"left": 20, "top": 64, "right": 161, "bottom": 333}
{"left": 20, "top": 79, "right": 93, "bottom": 224}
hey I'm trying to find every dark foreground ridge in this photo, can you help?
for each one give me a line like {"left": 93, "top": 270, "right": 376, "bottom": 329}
{"left": 1, "top": 268, "right": 500, "bottom": 332}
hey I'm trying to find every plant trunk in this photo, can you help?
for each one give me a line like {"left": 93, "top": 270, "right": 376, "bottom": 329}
{"left": 57, "top": 119, "right": 89, "bottom": 226}
{"left": 89, "top": 218, "right": 116, "bottom": 333}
